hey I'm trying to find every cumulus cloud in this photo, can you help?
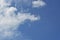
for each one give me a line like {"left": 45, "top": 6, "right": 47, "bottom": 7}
{"left": 0, "top": 0, "right": 40, "bottom": 40}
{"left": 32, "top": 0, "right": 46, "bottom": 7}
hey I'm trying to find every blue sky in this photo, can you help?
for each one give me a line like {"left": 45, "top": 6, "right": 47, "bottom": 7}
{"left": 0, "top": 0, "right": 60, "bottom": 40}
{"left": 19, "top": 0, "right": 60, "bottom": 40}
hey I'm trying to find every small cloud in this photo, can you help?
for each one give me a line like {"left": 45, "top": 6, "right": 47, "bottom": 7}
{"left": 32, "top": 0, "right": 46, "bottom": 7}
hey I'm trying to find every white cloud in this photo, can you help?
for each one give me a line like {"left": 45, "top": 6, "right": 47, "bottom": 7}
{"left": 0, "top": 0, "right": 40, "bottom": 40}
{"left": 0, "top": 0, "right": 12, "bottom": 7}
{"left": 32, "top": 0, "right": 46, "bottom": 7}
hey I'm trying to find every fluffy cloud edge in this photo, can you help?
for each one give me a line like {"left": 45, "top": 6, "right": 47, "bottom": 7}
{"left": 0, "top": 0, "right": 40, "bottom": 40}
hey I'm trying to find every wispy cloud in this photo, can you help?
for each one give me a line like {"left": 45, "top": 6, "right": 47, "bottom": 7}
{"left": 0, "top": 0, "right": 40, "bottom": 40}
{"left": 32, "top": 0, "right": 46, "bottom": 7}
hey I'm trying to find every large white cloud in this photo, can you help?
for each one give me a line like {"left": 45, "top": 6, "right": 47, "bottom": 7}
{"left": 0, "top": 0, "right": 40, "bottom": 40}
{"left": 32, "top": 0, "right": 46, "bottom": 7}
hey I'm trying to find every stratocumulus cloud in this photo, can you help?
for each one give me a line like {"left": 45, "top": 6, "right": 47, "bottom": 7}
{"left": 0, "top": 0, "right": 40, "bottom": 40}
